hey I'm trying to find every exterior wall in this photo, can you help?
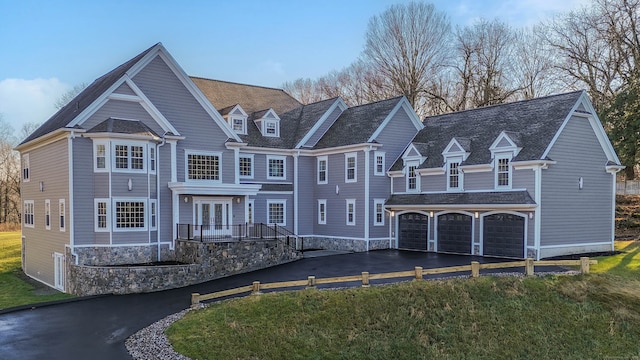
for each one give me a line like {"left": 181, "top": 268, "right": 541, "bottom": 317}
{"left": 540, "top": 115, "right": 613, "bottom": 251}
{"left": 252, "top": 192, "right": 294, "bottom": 232}
{"left": 21, "top": 137, "right": 70, "bottom": 288}
{"left": 82, "top": 99, "right": 164, "bottom": 136}
{"left": 422, "top": 175, "right": 446, "bottom": 192}
{"left": 113, "top": 82, "right": 137, "bottom": 96}
{"left": 249, "top": 153, "right": 294, "bottom": 184}
{"left": 297, "top": 156, "right": 315, "bottom": 235}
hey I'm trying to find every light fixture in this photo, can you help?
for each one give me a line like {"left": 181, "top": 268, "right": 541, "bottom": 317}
{"left": 39, "top": 181, "right": 44, "bottom": 192}
{"left": 390, "top": 211, "right": 395, "bottom": 217}
{"left": 529, "top": 212, "right": 534, "bottom": 219}
{"left": 127, "top": 178, "right": 132, "bottom": 191}
{"left": 335, "top": 185, "right": 339, "bottom": 195}
{"left": 429, "top": 211, "right": 434, "bottom": 218}
{"left": 184, "top": 196, "right": 188, "bottom": 203}
{"left": 474, "top": 212, "right": 479, "bottom": 219}
{"left": 578, "top": 177, "right": 584, "bottom": 190}
{"left": 236, "top": 197, "right": 241, "bottom": 204}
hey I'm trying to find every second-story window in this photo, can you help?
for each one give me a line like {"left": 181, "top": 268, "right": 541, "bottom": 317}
{"left": 345, "top": 153, "right": 357, "bottom": 183}
{"left": 448, "top": 160, "right": 461, "bottom": 191}
{"left": 267, "top": 156, "right": 285, "bottom": 179}
{"left": 239, "top": 155, "right": 253, "bottom": 178}
{"left": 317, "top": 156, "right": 327, "bottom": 184}
{"left": 496, "top": 155, "right": 512, "bottom": 188}
{"left": 114, "top": 144, "right": 145, "bottom": 171}
{"left": 187, "top": 152, "right": 220, "bottom": 181}
{"left": 374, "top": 152, "right": 385, "bottom": 176}
{"left": 407, "top": 163, "right": 418, "bottom": 192}
{"left": 22, "top": 154, "right": 30, "bottom": 182}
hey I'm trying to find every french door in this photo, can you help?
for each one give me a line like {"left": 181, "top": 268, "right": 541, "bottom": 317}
{"left": 194, "top": 198, "right": 232, "bottom": 235}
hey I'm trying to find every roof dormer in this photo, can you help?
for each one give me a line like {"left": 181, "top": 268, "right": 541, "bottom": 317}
{"left": 220, "top": 104, "right": 248, "bottom": 135}
{"left": 254, "top": 108, "right": 280, "bottom": 137}
{"left": 442, "top": 137, "right": 471, "bottom": 162}
{"left": 401, "top": 143, "right": 427, "bottom": 166}
{"left": 489, "top": 131, "right": 522, "bottom": 159}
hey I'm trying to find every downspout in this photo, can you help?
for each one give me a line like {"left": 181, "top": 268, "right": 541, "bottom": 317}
{"left": 364, "top": 147, "right": 371, "bottom": 251}
{"left": 534, "top": 166, "right": 542, "bottom": 260}
{"left": 157, "top": 132, "right": 168, "bottom": 260}
{"left": 294, "top": 151, "right": 299, "bottom": 235}
{"left": 68, "top": 131, "right": 77, "bottom": 264}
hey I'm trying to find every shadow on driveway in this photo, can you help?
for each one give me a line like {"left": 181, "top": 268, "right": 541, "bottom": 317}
{"left": 0, "top": 250, "right": 564, "bottom": 360}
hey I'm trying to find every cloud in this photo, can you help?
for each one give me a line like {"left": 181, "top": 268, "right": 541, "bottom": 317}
{"left": 0, "top": 78, "right": 70, "bottom": 139}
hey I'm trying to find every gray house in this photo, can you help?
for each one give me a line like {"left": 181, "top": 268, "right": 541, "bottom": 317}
{"left": 17, "top": 43, "right": 622, "bottom": 293}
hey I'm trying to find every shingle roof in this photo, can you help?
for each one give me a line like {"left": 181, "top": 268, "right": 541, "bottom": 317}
{"left": 190, "top": 77, "right": 301, "bottom": 115}
{"left": 391, "top": 91, "right": 584, "bottom": 171}
{"left": 19, "top": 43, "right": 159, "bottom": 146}
{"left": 385, "top": 191, "right": 536, "bottom": 206}
{"left": 259, "top": 184, "right": 294, "bottom": 192}
{"left": 314, "top": 96, "right": 404, "bottom": 149}
{"left": 87, "top": 118, "right": 159, "bottom": 137}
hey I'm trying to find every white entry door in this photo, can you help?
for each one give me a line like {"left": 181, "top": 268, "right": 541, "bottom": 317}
{"left": 194, "top": 198, "right": 232, "bottom": 235}
{"left": 54, "top": 252, "right": 65, "bottom": 291}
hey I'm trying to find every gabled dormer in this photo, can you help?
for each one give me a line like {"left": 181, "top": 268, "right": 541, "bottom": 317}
{"left": 254, "top": 108, "right": 280, "bottom": 137}
{"left": 220, "top": 104, "right": 248, "bottom": 135}
{"left": 489, "top": 131, "right": 522, "bottom": 189}
{"left": 489, "top": 131, "right": 522, "bottom": 158}
{"left": 442, "top": 138, "right": 470, "bottom": 192}
{"left": 401, "top": 143, "right": 427, "bottom": 193}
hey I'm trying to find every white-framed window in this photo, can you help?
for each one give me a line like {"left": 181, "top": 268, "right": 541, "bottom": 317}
{"left": 407, "top": 162, "right": 419, "bottom": 192}
{"left": 149, "top": 146, "right": 156, "bottom": 174}
{"left": 113, "top": 142, "right": 145, "bottom": 172}
{"left": 495, "top": 154, "right": 512, "bottom": 189}
{"left": 447, "top": 158, "right": 462, "bottom": 191}
{"left": 318, "top": 199, "right": 327, "bottom": 225}
{"left": 267, "top": 155, "right": 286, "bottom": 179}
{"left": 374, "top": 199, "right": 385, "bottom": 226}
{"left": 239, "top": 155, "right": 253, "bottom": 179}
{"left": 264, "top": 120, "right": 279, "bottom": 137}
{"left": 231, "top": 117, "right": 246, "bottom": 134}
{"left": 22, "top": 154, "right": 30, "bottom": 182}
{"left": 150, "top": 199, "right": 157, "bottom": 230}
{"left": 23, "top": 200, "right": 34, "bottom": 228}
{"left": 94, "top": 199, "right": 110, "bottom": 232}
{"left": 317, "top": 156, "right": 328, "bottom": 184}
{"left": 267, "top": 200, "right": 286, "bottom": 226}
{"left": 45, "top": 199, "right": 51, "bottom": 230}
{"left": 114, "top": 199, "right": 146, "bottom": 231}
{"left": 374, "top": 152, "right": 385, "bottom": 176}
{"left": 59, "top": 199, "right": 65, "bottom": 232}
{"left": 186, "top": 151, "right": 221, "bottom": 181}
{"left": 94, "top": 141, "right": 109, "bottom": 172}
{"left": 345, "top": 153, "right": 357, "bottom": 183}
{"left": 346, "top": 199, "right": 356, "bottom": 226}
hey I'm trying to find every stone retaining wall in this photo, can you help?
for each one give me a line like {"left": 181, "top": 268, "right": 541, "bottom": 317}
{"left": 301, "top": 237, "right": 392, "bottom": 252}
{"left": 66, "top": 240, "right": 301, "bottom": 296}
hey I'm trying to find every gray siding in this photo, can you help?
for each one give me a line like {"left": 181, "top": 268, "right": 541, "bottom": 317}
{"left": 422, "top": 174, "right": 447, "bottom": 192}
{"left": 304, "top": 106, "right": 343, "bottom": 147}
{"left": 249, "top": 153, "right": 293, "bottom": 183}
{"left": 540, "top": 115, "right": 613, "bottom": 246}
{"left": 113, "top": 82, "right": 136, "bottom": 96}
{"left": 297, "top": 156, "right": 315, "bottom": 235}
{"left": 157, "top": 143, "right": 173, "bottom": 242}
{"left": 21, "top": 138, "right": 70, "bottom": 287}
{"left": 464, "top": 172, "right": 493, "bottom": 190}
{"left": 83, "top": 99, "right": 165, "bottom": 136}
{"left": 512, "top": 169, "right": 535, "bottom": 199}
{"left": 73, "top": 137, "right": 97, "bottom": 245}
{"left": 252, "top": 193, "right": 294, "bottom": 233}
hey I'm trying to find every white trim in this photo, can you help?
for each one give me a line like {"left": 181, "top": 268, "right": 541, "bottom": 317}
{"left": 345, "top": 152, "right": 357, "bottom": 183}
{"left": 168, "top": 182, "right": 262, "bottom": 196}
{"left": 318, "top": 199, "right": 327, "bottom": 225}
{"left": 405, "top": 161, "right": 420, "bottom": 193}
{"left": 416, "top": 167, "right": 445, "bottom": 176}
{"left": 112, "top": 198, "right": 148, "bottom": 232}
{"left": 442, "top": 138, "right": 470, "bottom": 161}
{"left": 611, "top": 172, "right": 616, "bottom": 248}
{"left": 374, "top": 151, "right": 385, "bottom": 176}
{"left": 446, "top": 157, "right": 463, "bottom": 192}
{"left": 539, "top": 241, "right": 612, "bottom": 249}
{"left": 374, "top": 199, "right": 385, "bottom": 226}
{"left": 479, "top": 211, "right": 528, "bottom": 258}
{"left": 44, "top": 199, "right": 51, "bottom": 230}
{"left": 367, "top": 97, "right": 424, "bottom": 142}
{"left": 533, "top": 166, "right": 542, "bottom": 260}
{"left": 245, "top": 199, "right": 255, "bottom": 225}
{"left": 364, "top": 148, "right": 370, "bottom": 246}
{"left": 346, "top": 199, "right": 356, "bottom": 226}
{"left": 494, "top": 153, "right": 513, "bottom": 190}
{"left": 94, "top": 199, "right": 111, "bottom": 232}
{"left": 392, "top": 210, "right": 431, "bottom": 250}
{"left": 148, "top": 144, "right": 156, "bottom": 174}
{"left": 294, "top": 152, "right": 299, "bottom": 235}
{"left": 258, "top": 191, "right": 294, "bottom": 195}
{"left": 317, "top": 156, "right": 328, "bottom": 184}
{"left": 21, "top": 153, "right": 30, "bottom": 182}
{"left": 489, "top": 131, "right": 522, "bottom": 158}
{"left": 296, "top": 98, "right": 347, "bottom": 148}
{"left": 72, "top": 242, "right": 174, "bottom": 248}
{"left": 111, "top": 140, "right": 147, "bottom": 173}
{"left": 239, "top": 154, "right": 254, "bottom": 179}
{"left": 387, "top": 203, "right": 537, "bottom": 211}
{"left": 266, "top": 155, "right": 286, "bottom": 180}
{"left": 23, "top": 200, "right": 34, "bottom": 228}
{"left": 150, "top": 199, "right": 157, "bottom": 231}
{"left": 266, "top": 199, "right": 286, "bottom": 226}
{"left": 401, "top": 143, "right": 426, "bottom": 165}
{"left": 93, "top": 140, "right": 110, "bottom": 172}
{"left": 461, "top": 163, "right": 493, "bottom": 173}
{"left": 58, "top": 199, "right": 66, "bottom": 232}
{"left": 184, "top": 150, "right": 222, "bottom": 183}
{"left": 53, "top": 252, "right": 65, "bottom": 291}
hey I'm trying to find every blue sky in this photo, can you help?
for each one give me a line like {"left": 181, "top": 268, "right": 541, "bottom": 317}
{"left": 0, "top": 0, "right": 590, "bottom": 138}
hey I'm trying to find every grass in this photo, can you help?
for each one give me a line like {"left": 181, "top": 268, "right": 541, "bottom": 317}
{"left": 167, "top": 240, "right": 640, "bottom": 359}
{"left": 0, "top": 231, "right": 73, "bottom": 310}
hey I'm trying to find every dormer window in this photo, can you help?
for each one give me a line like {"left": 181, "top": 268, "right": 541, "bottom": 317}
{"left": 254, "top": 108, "right": 280, "bottom": 137}
{"left": 221, "top": 104, "right": 248, "bottom": 135}
{"left": 231, "top": 117, "right": 246, "bottom": 134}
{"left": 265, "top": 120, "right": 278, "bottom": 136}
{"left": 489, "top": 132, "right": 520, "bottom": 190}
{"left": 495, "top": 154, "right": 512, "bottom": 189}
{"left": 447, "top": 159, "right": 462, "bottom": 191}
{"left": 442, "top": 138, "right": 469, "bottom": 192}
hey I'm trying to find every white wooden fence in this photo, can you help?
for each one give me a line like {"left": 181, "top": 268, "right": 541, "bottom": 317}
{"left": 617, "top": 180, "right": 640, "bottom": 195}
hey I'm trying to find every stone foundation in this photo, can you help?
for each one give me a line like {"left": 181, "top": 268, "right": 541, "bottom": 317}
{"left": 301, "top": 237, "right": 392, "bottom": 252}
{"left": 73, "top": 244, "right": 175, "bottom": 266}
{"left": 66, "top": 240, "right": 302, "bottom": 296}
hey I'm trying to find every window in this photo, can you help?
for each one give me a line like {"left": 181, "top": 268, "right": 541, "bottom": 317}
{"left": 317, "top": 156, "right": 327, "bottom": 184}
{"left": 318, "top": 199, "right": 327, "bottom": 225}
{"left": 264, "top": 120, "right": 279, "bottom": 137}
{"left": 150, "top": 200, "right": 157, "bottom": 230}
{"left": 374, "top": 199, "right": 385, "bottom": 226}
{"left": 407, "top": 163, "right": 419, "bottom": 192}
{"left": 447, "top": 159, "right": 462, "bottom": 191}
{"left": 345, "top": 153, "right": 357, "bottom": 183}
{"left": 22, "top": 154, "right": 30, "bottom": 182}
{"left": 267, "top": 200, "right": 286, "bottom": 226}
{"left": 267, "top": 156, "right": 285, "bottom": 179}
{"left": 496, "top": 155, "right": 511, "bottom": 188}
{"left": 187, "top": 152, "right": 220, "bottom": 181}
{"left": 95, "top": 199, "right": 109, "bottom": 232}
{"left": 59, "top": 199, "right": 65, "bottom": 232}
{"left": 115, "top": 200, "right": 146, "bottom": 230}
{"left": 239, "top": 155, "right": 253, "bottom": 178}
{"left": 374, "top": 152, "right": 385, "bottom": 176}
{"left": 114, "top": 144, "right": 145, "bottom": 172}
{"left": 45, "top": 200, "right": 51, "bottom": 230}
{"left": 346, "top": 199, "right": 356, "bottom": 225}
{"left": 232, "top": 117, "right": 246, "bottom": 134}
{"left": 95, "top": 143, "right": 107, "bottom": 171}
{"left": 149, "top": 146, "right": 156, "bottom": 173}
{"left": 23, "top": 200, "right": 34, "bottom": 227}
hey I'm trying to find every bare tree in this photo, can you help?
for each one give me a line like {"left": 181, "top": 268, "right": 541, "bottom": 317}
{"left": 282, "top": 78, "right": 324, "bottom": 105}
{"left": 512, "top": 27, "right": 559, "bottom": 99}
{"left": 0, "top": 115, "right": 20, "bottom": 225}
{"left": 363, "top": 1, "right": 451, "bottom": 115}
{"left": 54, "top": 83, "right": 87, "bottom": 109}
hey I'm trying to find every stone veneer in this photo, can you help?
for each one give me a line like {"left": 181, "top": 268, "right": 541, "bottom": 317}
{"left": 66, "top": 240, "right": 302, "bottom": 296}
{"left": 301, "top": 236, "right": 392, "bottom": 252}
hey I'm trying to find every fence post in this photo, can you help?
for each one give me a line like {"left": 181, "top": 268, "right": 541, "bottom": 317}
{"left": 471, "top": 261, "right": 480, "bottom": 277}
{"left": 580, "top": 257, "right": 590, "bottom": 274}
{"left": 362, "top": 272, "right": 370, "bottom": 287}
{"left": 252, "top": 281, "right": 261, "bottom": 295}
{"left": 307, "top": 276, "right": 316, "bottom": 289}
{"left": 274, "top": 224, "right": 278, "bottom": 240}
{"left": 191, "top": 293, "right": 200, "bottom": 309}
{"left": 525, "top": 258, "right": 534, "bottom": 276}
{"left": 414, "top": 266, "right": 423, "bottom": 280}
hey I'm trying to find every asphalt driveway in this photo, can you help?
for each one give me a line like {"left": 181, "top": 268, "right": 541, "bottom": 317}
{"left": 0, "top": 250, "right": 562, "bottom": 360}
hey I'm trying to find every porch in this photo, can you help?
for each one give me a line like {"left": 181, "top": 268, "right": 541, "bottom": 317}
{"left": 176, "top": 222, "right": 300, "bottom": 249}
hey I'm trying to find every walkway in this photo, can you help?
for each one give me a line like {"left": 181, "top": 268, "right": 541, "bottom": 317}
{"left": 0, "top": 250, "right": 562, "bottom": 360}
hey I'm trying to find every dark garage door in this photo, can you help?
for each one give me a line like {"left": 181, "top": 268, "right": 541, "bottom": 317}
{"left": 437, "top": 213, "right": 472, "bottom": 254}
{"left": 483, "top": 213, "right": 525, "bottom": 258}
{"left": 398, "top": 213, "right": 428, "bottom": 250}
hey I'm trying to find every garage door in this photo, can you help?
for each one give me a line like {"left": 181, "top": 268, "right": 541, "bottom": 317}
{"left": 483, "top": 213, "right": 525, "bottom": 258}
{"left": 437, "top": 213, "right": 472, "bottom": 254}
{"left": 398, "top": 213, "right": 428, "bottom": 250}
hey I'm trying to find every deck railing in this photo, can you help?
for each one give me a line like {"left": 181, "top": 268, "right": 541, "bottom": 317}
{"left": 176, "top": 223, "right": 298, "bottom": 249}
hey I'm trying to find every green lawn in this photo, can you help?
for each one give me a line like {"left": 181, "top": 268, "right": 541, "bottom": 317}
{"left": 0, "top": 232, "right": 73, "bottom": 310}
{"left": 167, "top": 240, "right": 640, "bottom": 359}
